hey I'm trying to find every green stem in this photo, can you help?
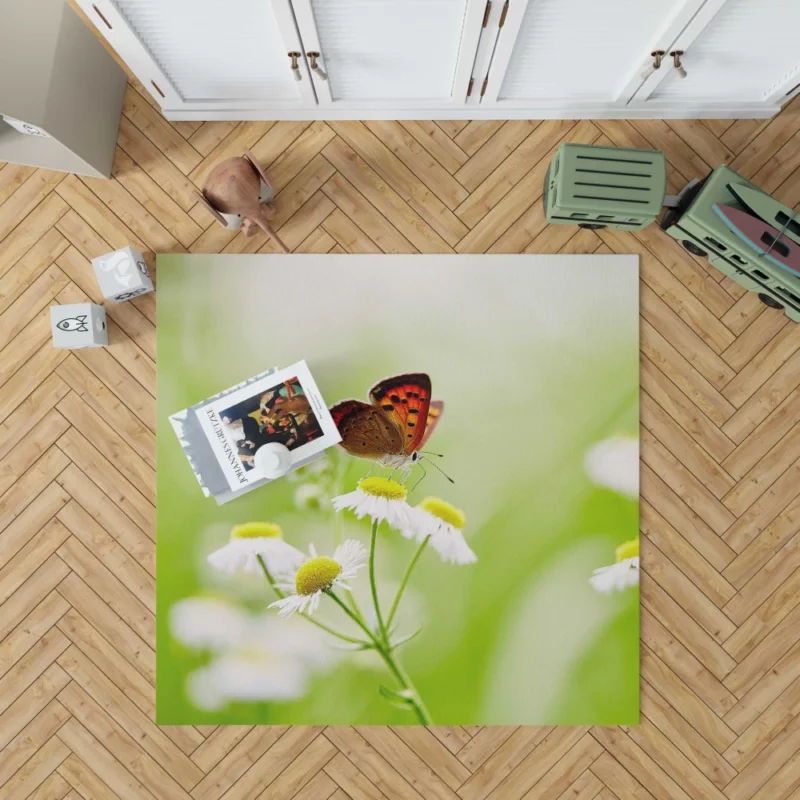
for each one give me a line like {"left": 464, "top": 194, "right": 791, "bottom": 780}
{"left": 256, "top": 556, "right": 367, "bottom": 646}
{"left": 256, "top": 555, "right": 283, "bottom": 596}
{"left": 328, "top": 592, "right": 431, "bottom": 725}
{"left": 329, "top": 470, "right": 362, "bottom": 618}
{"left": 386, "top": 535, "right": 430, "bottom": 633}
{"left": 346, "top": 587, "right": 364, "bottom": 618}
{"left": 332, "top": 504, "right": 361, "bottom": 618}
{"left": 385, "top": 654, "right": 433, "bottom": 725}
{"left": 328, "top": 590, "right": 382, "bottom": 646}
{"left": 332, "top": 492, "right": 344, "bottom": 547}
{"left": 368, "top": 520, "right": 387, "bottom": 645}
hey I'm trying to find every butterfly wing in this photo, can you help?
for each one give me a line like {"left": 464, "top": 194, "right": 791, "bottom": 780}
{"left": 330, "top": 399, "right": 404, "bottom": 460}
{"left": 369, "top": 373, "right": 432, "bottom": 456}
{"left": 419, "top": 400, "right": 444, "bottom": 449}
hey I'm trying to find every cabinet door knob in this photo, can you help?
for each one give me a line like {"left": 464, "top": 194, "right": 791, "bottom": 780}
{"left": 670, "top": 50, "right": 687, "bottom": 79}
{"left": 640, "top": 50, "right": 665, "bottom": 81}
{"left": 288, "top": 52, "right": 302, "bottom": 81}
{"left": 307, "top": 52, "right": 328, "bottom": 81}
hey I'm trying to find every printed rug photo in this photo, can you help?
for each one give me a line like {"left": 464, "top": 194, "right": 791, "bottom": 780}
{"left": 156, "top": 254, "right": 640, "bottom": 725}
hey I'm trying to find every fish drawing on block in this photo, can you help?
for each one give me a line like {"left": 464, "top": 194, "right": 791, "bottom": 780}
{"left": 56, "top": 315, "right": 89, "bottom": 332}
{"left": 713, "top": 203, "right": 800, "bottom": 277}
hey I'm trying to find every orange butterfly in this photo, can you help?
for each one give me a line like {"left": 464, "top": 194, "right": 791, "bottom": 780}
{"left": 330, "top": 373, "right": 443, "bottom": 469}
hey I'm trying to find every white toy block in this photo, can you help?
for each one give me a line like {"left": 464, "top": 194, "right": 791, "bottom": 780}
{"left": 51, "top": 303, "right": 108, "bottom": 349}
{"left": 2, "top": 116, "right": 50, "bottom": 137}
{"left": 92, "top": 246, "right": 154, "bottom": 302}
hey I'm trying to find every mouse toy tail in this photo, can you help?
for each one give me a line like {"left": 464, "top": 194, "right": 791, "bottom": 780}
{"left": 253, "top": 212, "right": 290, "bottom": 253}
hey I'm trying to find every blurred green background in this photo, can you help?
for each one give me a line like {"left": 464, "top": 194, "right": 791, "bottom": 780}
{"left": 156, "top": 254, "right": 639, "bottom": 725}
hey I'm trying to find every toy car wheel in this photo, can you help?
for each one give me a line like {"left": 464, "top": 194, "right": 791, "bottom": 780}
{"left": 682, "top": 240, "right": 707, "bottom": 257}
{"left": 578, "top": 223, "right": 606, "bottom": 230}
{"left": 758, "top": 293, "right": 784, "bottom": 310}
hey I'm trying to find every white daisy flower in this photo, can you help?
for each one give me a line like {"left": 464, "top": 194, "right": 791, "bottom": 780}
{"left": 207, "top": 522, "right": 304, "bottom": 576}
{"left": 169, "top": 595, "right": 249, "bottom": 650}
{"left": 181, "top": 610, "right": 338, "bottom": 711}
{"left": 584, "top": 435, "right": 639, "bottom": 499}
{"left": 590, "top": 538, "right": 640, "bottom": 594}
{"left": 332, "top": 477, "right": 416, "bottom": 534}
{"left": 407, "top": 497, "right": 477, "bottom": 565}
{"left": 269, "top": 539, "right": 368, "bottom": 618}
{"left": 294, "top": 483, "right": 326, "bottom": 511}
{"left": 187, "top": 644, "right": 307, "bottom": 711}
{"left": 246, "top": 615, "right": 340, "bottom": 668}
{"left": 286, "top": 455, "right": 331, "bottom": 482}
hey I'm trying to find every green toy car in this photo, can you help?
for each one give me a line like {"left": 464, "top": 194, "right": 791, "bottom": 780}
{"left": 660, "top": 165, "right": 800, "bottom": 322}
{"left": 543, "top": 143, "right": 666, "bottom": 232}
{"left": 544, "top": 142, "right": 800, "bottom": 322}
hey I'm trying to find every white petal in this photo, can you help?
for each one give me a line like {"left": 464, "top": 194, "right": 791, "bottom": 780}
{"left": 170, "top": 597, "right": 249, "bottom": 650}
{"left": 430, "top": 528, "right": 477, "bottom": 565}
{"left": 257, "top": 539, "right": 306, "bottom": 574}
{"left": 212, "top": 652, "right": 307, "bottom": 702}
{"left": 207, "top": 542, "right": 249, "bottom": 574}
{"left": 207, "top": 537, "right": 304, "bottom": 577}
{"left": 331, "top": 488, "right": 415, "bottom": 533}
{"left": 589, "top": 557, "right": 640, "bottom": 594}
{"left": 187, "top": 649, "right": 308, "bottom": 709}
{"left": 308, "top": 591, "right": 323, "bottom": 615}
{"left": 585, "top": 436, "right": 639, "bottom": 499}
{"left": 384, "top": 499, "right": 417, "bottom": 534}
{"left": 405, "top": 507, "right": 443, "bottom": 540}
{"left": 187, "top": 666, "right": 226, "bottom": 711}
{"left": 332, "top": 539, "right": 369, "bottom": 581}
{"left": 269, "top": 590, "right": 323, "bottom": 618}
{"left": 294, "top": 483, "right": 325, "bottom": 510}
{"left": 330, "top": 489, "right": 366, "bottom": 516}
{"left": 246, "top": 616, "right": 339, "bottom": 668}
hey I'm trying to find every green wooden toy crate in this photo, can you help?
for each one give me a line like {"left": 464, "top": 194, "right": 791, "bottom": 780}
{"left": 543, "top": 143, "right": 667, "bottom": 231}
{"left": 660, "top": 164, "right": 800, "bottom": 322}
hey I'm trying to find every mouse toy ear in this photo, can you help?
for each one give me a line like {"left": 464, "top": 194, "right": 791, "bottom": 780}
{"left": 243, "top": 149, "right": 273, "bottom": 191}
{"left": 195, "top": 190, "right": 229, "bottom": 227}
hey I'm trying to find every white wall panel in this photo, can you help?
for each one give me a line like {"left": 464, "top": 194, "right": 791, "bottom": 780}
{"left": 498, "top": 0, "right": 687, "bottom": 101}
{"left": 307, "top": 0, "right": 469, "bottom": 100}
{"left": 650, "top": 0, "right": 800, "bottom": 101}
{"left": 114, "top": 0, "right": 297, "bottom": 101}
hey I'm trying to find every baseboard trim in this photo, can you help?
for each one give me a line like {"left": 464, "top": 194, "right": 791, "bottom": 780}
{"left": 163, "top": 104, "right": 780, "bottom": 121}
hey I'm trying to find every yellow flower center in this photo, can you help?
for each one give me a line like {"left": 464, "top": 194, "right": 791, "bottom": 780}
{"left": 615, "top": 538, "right": 639, "bottom": 562}
{"left": 231, "top": 522, "right": 283, "bottom": 540}
{"left": 234, "top": 645, "right": 271, "bottom": 664}
{"left": 358, "top": 477, "right": 407, "bottom": 500}
{"left": 419, "top": 497, "right": 465, "bottom": 529}
{"left": 295, "top": 556, "right": 342, "bottom": 595}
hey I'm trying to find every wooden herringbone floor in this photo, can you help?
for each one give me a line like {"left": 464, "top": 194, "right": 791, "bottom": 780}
{"left": 2, "top": 72, "right": 800, "bottom": 799}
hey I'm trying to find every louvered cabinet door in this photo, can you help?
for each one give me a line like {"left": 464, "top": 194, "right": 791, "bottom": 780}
{"left": 288, "top": 0, "right": 486, "bottom": 108}
{"left": 76, "top": 0, "right": 316, "bottom": 112}
{"left": 480, "top": 0, "right": 708, "bottom": 109}
{"left": 634, "top": 0, "right": 800, "bottom": 108}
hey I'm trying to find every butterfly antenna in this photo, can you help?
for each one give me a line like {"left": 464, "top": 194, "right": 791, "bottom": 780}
{"left": 420, "top": 450, "right": 445, "bottom": 458}
{"left": 410, "top": 461, "right": 426, "bottom": 494}
{"left": 420, "top": 455, "right": 455, "bottom": 484}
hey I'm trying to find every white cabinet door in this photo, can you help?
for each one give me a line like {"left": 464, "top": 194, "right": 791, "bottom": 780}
{"left": 480, "top": 0, "right": 707, "bottom": 110}
{"left": 288, "top": 0, "right": 486, "bottom": 109}
{"left": 76, "top": 0, "right": 316, "bottom": 112}
{"left": 634, "top": 0, "right": 800, "bottom": 108}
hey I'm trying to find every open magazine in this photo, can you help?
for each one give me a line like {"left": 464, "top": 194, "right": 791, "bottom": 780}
{"left": 170, "top": 361, "right": 341, "bottom": 504}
